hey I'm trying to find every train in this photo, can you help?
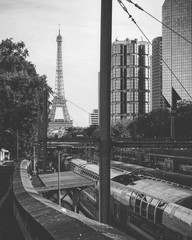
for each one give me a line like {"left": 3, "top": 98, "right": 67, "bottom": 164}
{"left": 113, "top": 147, "right": 192, "bottom": 174}
{"left": 69, "top": 159, "right": 192, "bottom": 240}
{"left": 110, "top": 160, "right": 192, "bottom": 188}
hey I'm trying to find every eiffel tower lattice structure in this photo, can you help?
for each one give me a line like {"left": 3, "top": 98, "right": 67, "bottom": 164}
{"left": 49, "top": 29, "right": 73, "bottom": 134}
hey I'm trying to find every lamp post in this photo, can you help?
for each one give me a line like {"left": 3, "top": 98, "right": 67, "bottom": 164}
{"left": 33, "top": 142, "right": 39, "bottom": 175}
{"left": 57, "top": 145, "right": 63, "bottom": 206}
{"left": 5, "top": 128, "right": 19, "bottom": 162}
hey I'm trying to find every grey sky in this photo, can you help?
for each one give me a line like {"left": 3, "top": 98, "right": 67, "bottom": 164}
{"left": 0, "top": 0, "right": 164, "bottom": 126}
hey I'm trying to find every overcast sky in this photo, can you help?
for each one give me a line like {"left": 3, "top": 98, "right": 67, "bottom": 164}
{"left": 0, "top": 0, "right": 164, "bottom": 127}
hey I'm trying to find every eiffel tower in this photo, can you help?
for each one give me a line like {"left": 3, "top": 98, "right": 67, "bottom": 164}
{"left": 49, "top": 29, "right": 73, "bottom": 134}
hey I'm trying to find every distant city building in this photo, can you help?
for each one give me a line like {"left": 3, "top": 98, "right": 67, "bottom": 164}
{"left": 89, "top": 109, "right": 99, "bottom": 126}
{"left": 111, "top": 38, "right": 150, "bottom": 125}
{"left": 149, "top": 55, "right": 152, "bottom": 112}
{"left": 162, "top": 0, "right": 192, "bottom": 108}
{"left": 151, "top": 36, "right": 167, "bottom": 110}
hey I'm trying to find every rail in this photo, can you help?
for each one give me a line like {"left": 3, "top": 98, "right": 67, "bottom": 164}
{"left": 47, "top": 137, "right": 192, "bottom": 148}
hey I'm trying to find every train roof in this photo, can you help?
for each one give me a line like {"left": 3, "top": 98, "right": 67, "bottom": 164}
{"left": 71, "top": 159, "right": 128, "bottom": 180}
{"left": 71, "top": 159, "right": 192, "bottom": 208}
{"left": 111, "top": 160, "right": 144, "bottom": 173}
{"left": 128, "top": 179, "right": 192, "bottom": 204}
{"left": 111, "top": 161, "right": 192, "bottom": 188}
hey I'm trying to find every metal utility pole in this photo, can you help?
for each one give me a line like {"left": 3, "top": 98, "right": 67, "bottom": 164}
{"left": 16, "top": 129, "right": 19, "bottom": 162}
{"left": 43, "top": 88, "right": 48, "bottom": 173}
{"left": 99, "top": 0, "right": 112, "bottom": 224}
{"left": 37, "top": 110, "right": 41, "bottom": 170}
{"left": 33, "top": 145, "right": 36, "bottom": 174}
{"left": 171, "top": 91, "right": 176, "bottom": 139}
{"left": 5, "top": 128, "right": 19, "bottom": 162}
{"left": 58, "top": 150, "right": 61, "bottom": 206}
{"left": 56, "top": 145, "right": 63, "bottom": 206}
{"left": 33, "top": 142, "right": 39, "bottom": 175}
{"left": 171, "top": 112, "right": 175, "bottom": 139}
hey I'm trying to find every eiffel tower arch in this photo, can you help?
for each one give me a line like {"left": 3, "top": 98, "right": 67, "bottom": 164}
{"left": 48, "top": 28, "right": 73, "bottom": 134}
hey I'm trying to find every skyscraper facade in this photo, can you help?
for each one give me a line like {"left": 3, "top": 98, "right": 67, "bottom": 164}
{"left": 162, "top": 0, "right": 192, "bottom": 107}
{"left": 151, "top": 36, "right": 166, "bottom": 110}
{"left": 111, "top": 38, "right": 150, "bottom": 125}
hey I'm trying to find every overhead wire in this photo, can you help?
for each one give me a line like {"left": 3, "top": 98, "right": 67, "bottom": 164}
{"left": 125, "top": 0, "right": 192, "bottom": 45}
{"left": 66, "top": 98, "right": 90, "bottom": 114}
{"left": 50, "top": 91, "right": 91, "bottom": 128}
{"left": 50, "top": 92, "right": 90, "bottom": 114}
{"left": 68, "top": 113, "right": 89, "bottom": 137}
{"left": 66, "top": 98, "right": 91, "bottom": 133}
{"left": 117, "top": 0, "right": 192, "bottom": 100}
{"left": 66, "top": 99, "right": 95, "bottom": 137}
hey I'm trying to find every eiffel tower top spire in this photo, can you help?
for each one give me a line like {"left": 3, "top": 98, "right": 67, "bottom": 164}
{"left": 59, "top": 24, "right": 60, "bottom": 34}
{"left": 57, "top": 24, "right": 62, "bottom": 41}
{"left": 55, "top": 26, "right": 64, "bottom": 97}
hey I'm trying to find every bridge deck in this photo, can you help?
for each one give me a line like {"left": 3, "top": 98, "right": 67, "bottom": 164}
{"left": 38, "top": 171, "right": 95, "bottom": 192}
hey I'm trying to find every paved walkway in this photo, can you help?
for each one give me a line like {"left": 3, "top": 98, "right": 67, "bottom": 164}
{"left": 0, "top": 208, "right": 24, "bottom": 240}
{"left": 0, "top": 165, "right": 24, "bottom": 240}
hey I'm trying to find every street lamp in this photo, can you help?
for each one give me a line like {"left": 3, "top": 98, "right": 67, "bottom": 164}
{"left": 33, "top": 142, "right": 40, "bottom": 175}
{"left": 5, "top": 128, "right": 19, "bottom": 162}
{"left": 57, "top": 145, "right": 63, "bottom": 206}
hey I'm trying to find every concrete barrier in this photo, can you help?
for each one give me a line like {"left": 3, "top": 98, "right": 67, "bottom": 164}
{"left": 12, "top": 160, "right": 131, "bottom": 240}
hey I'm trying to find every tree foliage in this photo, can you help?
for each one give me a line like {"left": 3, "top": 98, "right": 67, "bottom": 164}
{"left": 79, "top": 100, "right": 192, "bottom": 140}
{"left": 111, "top": 119, "right": 132, "bottom": 138}
{"left": 83, "top": 125, "right": 99, "bottom": 138}
{"left": 128, "top": 109, "right": 171, "bottom": 138}
{"left": 175, "top": 100, "right": 192, "bottom": 139}
{"left": 0, "top": 38, "right": 52, "bottom": 158}
{"left": 113, "top": 101, "right": 192, "bottom": 140}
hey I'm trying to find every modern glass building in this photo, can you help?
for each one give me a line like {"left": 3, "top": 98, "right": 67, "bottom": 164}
{"left": 162, "top": 0, "right": 192, "bottom": 107}
{"left": 111, "top": 38, "right": 150, "bottom": 125}
{"left": 152, "top": 37, "right": 167, "bottom": 110}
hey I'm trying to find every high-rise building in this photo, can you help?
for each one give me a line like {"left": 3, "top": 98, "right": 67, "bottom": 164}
{"left": 48, "top": 29, "right": 73, "bottom": 133}
{"left": 151, "top": 36, "right": 166, "bottom": 110}
{"left": 89, "top": 109, "right": 99, "bottom": 126}
{"left": 162, "top": 0, "right": 192, "bottom": 107}
{"left": 111, "top": 38, "right": 150, "bottom": 125}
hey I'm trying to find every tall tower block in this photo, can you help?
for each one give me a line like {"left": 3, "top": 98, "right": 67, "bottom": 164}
{"left": 49, "top": 29, "right": 73, "bottom": 133}
{"left": 162, "top": 0, "right": 192, "bottom": 107}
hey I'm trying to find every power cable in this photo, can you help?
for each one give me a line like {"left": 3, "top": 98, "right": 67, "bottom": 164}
{"left": 65, "top": 99, "right": 92, "bottom": 137}
{"left": 50, "top": 91, "right": 91, "bottom": 127}
{"left": 117, "top": 0, "right": 192, "bottom": 100}
{"left": 125, "top": 0, "right": 192, "bottom": 45}
{"left": 50, "top": 92, "right": 90, "bottom": 114}
{"left": 66, "top": 99, "right": 90, "bottom": 114}
{"left": 68, "top": 114, "right": 89, "bottom": 137}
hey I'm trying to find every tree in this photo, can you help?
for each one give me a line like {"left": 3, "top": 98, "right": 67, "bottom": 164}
{"left": 128, "top": 101, "right": 192, "bottom": 140}
{"left": 175, "top": 100, "right": 192, "bottom": 139}
{"left": 0, "top": 38, "right": 29, "bottom": 74}
{"left": 111, "top": 119, "right": 132, "bottom": 138}
{"left": 0, "top": 38, "right": 52, "bottom": 159}
{"left": 128, "top": 109, "right": 171, "bottom": 138}
{"left": 83, "top": 125, "right": 98, "bottom": 138}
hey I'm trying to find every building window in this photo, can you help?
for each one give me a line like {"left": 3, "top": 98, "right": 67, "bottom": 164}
{"left": 113, "top": 201, "right": 121, "bottom": 222}
{"left": 141, "top": 196, "right": 152, "bottom": 218}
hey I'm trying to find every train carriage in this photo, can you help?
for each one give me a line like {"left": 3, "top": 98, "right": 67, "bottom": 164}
{"left": 69, "top": 159, "right": 192, "bottom": 240}
{"left": 111, "top": 160, "right": 192, "bottom": 188}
